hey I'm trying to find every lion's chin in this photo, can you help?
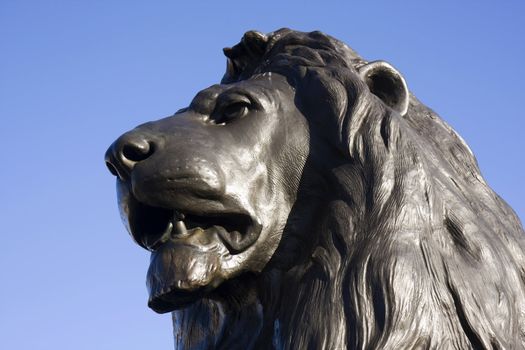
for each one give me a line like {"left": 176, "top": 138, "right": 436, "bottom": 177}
{"left": 146, "top": 231, "right": 230, "bottom": 313}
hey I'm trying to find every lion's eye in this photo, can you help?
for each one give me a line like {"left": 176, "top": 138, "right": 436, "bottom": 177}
{"left": 212, "top": 92, "right": 254, "bottom": 124}
{"left": 219, "top": 102, "right": 250, "bottom": 123}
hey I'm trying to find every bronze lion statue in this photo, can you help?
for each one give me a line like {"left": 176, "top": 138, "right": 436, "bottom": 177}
{"left": 105, "top": 29, "right": 525, "bottom": 349}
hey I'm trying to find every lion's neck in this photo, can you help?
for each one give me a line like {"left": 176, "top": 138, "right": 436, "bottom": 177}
{"left": 171, "top": 297, "right": 265, "bottom": 350}
{"left": 266, "top": 255, "right": 348, "bottom": 349}
{"left": 170, "top": 276, "right": 273, "bottom": 350}
{"left": 170, "top": 275, "right": 346, "bottom": 350}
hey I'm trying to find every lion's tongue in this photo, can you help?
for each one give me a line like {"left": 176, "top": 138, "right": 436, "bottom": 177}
{"left": 146, "top": 231, "right": 227, "bottom": 312}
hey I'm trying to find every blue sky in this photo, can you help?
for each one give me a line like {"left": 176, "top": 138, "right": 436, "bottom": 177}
{"left": 1, "top": 1, "right": 523, "bottom": 349}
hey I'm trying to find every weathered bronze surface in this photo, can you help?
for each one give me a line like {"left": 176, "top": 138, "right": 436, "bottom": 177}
{"left": 105, "top": 29, "right": 525, "bottom": 349}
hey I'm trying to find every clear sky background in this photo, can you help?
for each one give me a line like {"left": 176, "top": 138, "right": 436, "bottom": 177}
{"left": 1, "top": 1, "right": 524, "bottom": 349}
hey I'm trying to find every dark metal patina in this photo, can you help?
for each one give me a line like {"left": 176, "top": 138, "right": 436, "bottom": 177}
{"left": 105, "top": 29, "right": 525, "bottom": 349}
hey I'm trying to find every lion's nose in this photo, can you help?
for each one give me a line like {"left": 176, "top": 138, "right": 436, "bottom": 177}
{"left": 105, "top": 133, "right": 155, "bottom": 180}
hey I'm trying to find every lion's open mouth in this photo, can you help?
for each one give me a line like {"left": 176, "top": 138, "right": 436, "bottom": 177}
{"left": 127, "top": 196, "right": 260, "bottom": 253}
{"left": 122, "top": 194, "right": 264, "bottom": 312}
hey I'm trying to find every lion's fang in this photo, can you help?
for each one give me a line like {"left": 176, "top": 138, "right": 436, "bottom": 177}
{"left": 172, "top": 211, "right": 187, "bottom": 236}
{"left": 173, "top": 221, "right": 187, "bottom": 236}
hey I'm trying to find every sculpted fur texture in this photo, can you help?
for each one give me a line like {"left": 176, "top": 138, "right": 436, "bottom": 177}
{"left": 105, "top": 29, "right": 525, "bottom": 349}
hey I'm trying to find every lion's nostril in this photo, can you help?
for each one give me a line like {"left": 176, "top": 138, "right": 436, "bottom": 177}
{"left": 105, "top": 161, "right": 119, "bottom": 177}
{"left": 105, "top": 134, "right": 157, "bottom": 180}
{"left": 122, "top": 140, "right": 154, "bottom": 162}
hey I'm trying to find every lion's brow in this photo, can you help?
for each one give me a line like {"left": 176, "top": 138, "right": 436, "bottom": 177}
{"left": 189, "top": 86, "right": 223, "bottom": 114}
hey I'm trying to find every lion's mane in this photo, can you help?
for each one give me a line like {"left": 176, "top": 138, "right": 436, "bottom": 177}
{"left": 218, "top": 29, "right": 525, "bottom": 349}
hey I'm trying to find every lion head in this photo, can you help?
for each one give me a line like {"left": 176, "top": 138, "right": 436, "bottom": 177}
{"left": 105, "top": 29, "right": 525, "bottom": 349}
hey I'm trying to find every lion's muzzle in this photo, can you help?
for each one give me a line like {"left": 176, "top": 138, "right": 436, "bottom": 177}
{"left": 104, "top": 124, "right": 226, "bottom": 201}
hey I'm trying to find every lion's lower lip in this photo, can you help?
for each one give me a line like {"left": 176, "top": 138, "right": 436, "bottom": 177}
{"left": 182, "top": 212, "right": 260, "bottom": 253}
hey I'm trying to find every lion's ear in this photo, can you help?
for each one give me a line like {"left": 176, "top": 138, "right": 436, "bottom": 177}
{"left": 222, "top": 31, "right": 268, "bottom": 83}
{"left": 358, "top": 61, "right": 409, "bottom": 116}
